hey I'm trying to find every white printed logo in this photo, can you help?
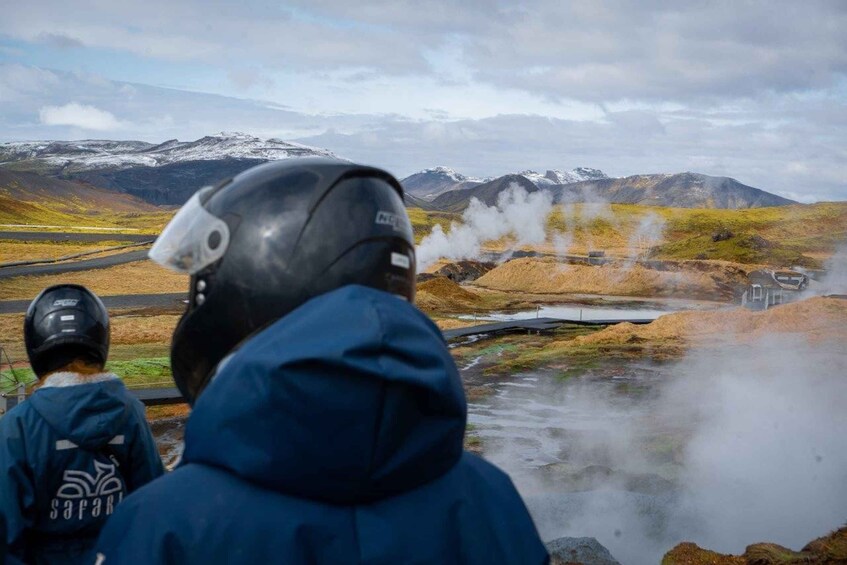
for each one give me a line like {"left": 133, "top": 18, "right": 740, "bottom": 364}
{"left": 53, "top": 299, "right": 79, "bottom": 307}
{"left": 50, "top": 461, "right": 125, "bottom": 522}
{"left": 391, "top": 252, "right": 411, "bottom": 270}
{"left": 57, "top": 460, "right": 123, "bottom": 498}
{"left": 375, "top": 211, "right": 409, "bottom": 232}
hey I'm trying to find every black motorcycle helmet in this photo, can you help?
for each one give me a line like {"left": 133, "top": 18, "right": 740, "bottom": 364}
{"left": 149, "top": 159, "right": 416, "bottom": 404}
{"left": 24, "top": 284, "right": 110, "bottom": 378}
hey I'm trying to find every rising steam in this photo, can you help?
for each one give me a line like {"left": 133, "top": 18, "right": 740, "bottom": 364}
{"left": 416, "top": 184, "right": 666, "bottom": 271}
{"left": 416, "top": 184, "right": 553, "bottom": 270}
{"left": 480, "top": 333, "right": 847, "bottom": 564}
{"left": 818, "top": 243, "right": 847, "bottom": 294}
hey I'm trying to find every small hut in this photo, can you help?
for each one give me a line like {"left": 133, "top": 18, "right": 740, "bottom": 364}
{"left": 742, "top": 269, "right": 808, "bottom": 310}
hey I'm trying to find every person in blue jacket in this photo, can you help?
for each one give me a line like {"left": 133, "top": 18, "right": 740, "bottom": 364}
{"left": 95, "top": 159, "right": 549, "bottom": 564}
{"left": 0, "top": 284, "right": 165, "bottom": 564}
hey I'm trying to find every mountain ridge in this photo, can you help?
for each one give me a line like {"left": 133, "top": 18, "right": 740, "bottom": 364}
{"left": 428, "top": 171, "right": 795, "bottom": 211}
{"left": 0, "top": 133, "right": 341, "bottom": 205}
{"left": 0, "top": 132, "right": 340, "bottom": 172}
{"left": 401, "top": 166, "right": 608, "bottom": 200}
{"left": 0, "top": 134, "right": 797, "bottom": 209}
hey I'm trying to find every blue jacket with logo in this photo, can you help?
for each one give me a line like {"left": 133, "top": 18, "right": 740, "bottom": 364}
{"left": 0, "top": 373, "right": 165, "bottom": 564}
{"left": 95, "top": 286, "right": 548, "bottom": 564}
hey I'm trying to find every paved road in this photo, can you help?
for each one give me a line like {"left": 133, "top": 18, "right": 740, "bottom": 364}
{"left": 0, "top": 231, "right": 155, "bottom": 243}
{"left": 0, "top": 249, "right": 150, "bottom": 280}
{"left": 0, "top": 292, "right": 187, "bottom": 314}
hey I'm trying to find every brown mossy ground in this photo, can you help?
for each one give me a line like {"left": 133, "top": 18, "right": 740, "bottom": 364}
{"left": 500, "top": 297, "right": 847, "bottom": 372}
{"left": 415, "top": 275, "right": 538, "bottom": 315}
{"left": 473, "top": 257, "right": 751, "bottom": 301}
{"left": 662, "top": 526, "right": 847, "bottom": 565}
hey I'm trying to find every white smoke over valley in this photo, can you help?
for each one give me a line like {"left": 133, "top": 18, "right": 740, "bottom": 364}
{"left": 629, "top": 212, "right": 665, "bottom": 260}
{"left": 416, "top": 184, "right": 553, "bottom": 270}
{"left": 818, "top": 243, "right": 847, "bottom": 295}
{"left": 475, "top": 333, "right": 847, "bottom": 564}
{"left": 416, "top": 184, "right": 667, "bottom": 271}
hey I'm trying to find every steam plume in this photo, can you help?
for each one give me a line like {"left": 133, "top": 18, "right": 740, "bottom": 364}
{"left": 416, "top": 184, "right": 553, "bottom": 270}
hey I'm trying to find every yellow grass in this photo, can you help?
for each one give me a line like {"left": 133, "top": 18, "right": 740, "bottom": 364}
{"left": 419, "top": 201, "right": 847, "bottom": 267}
{"left": 0, "top": 241, "right": 114, "bottom": 263}
{"left": 430, "top": 317, "right": 480, "bottom": 330}
{"left": 416, "top": 277, "right": 484, "bottom": 312}
{"left": 407, "top": 208, "right": 458, "bottom": 244}
{"left": 0, "top": 260, "right": 188, "bottom": 300}
{"left": 0, "top": 312, "right": 179, "bottom": 361}
{"left": 111, "top": 314, "right": 181, "bottom": 345}
{"left": 0, "top": 241, "right": 154, "bottom": 265}
{"left": 573, "top": 296, "right": 847, "bottom": 347}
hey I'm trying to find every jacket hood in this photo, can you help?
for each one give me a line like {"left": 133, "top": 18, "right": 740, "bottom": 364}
{"left": 183, "top": 285, "right": 467, "bottom": 505}
{"left": 28, "top": 373, "right": 131, "bottom": 450}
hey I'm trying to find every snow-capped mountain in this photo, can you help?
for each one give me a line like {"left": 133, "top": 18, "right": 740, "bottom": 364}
{"left": 0, "top": 132, "right": 340, "bottom": 174}
{"left": 400, "top": 166, "right": 491, "bottom": 200}
{"left": 0, "top": 133, "right": 343, "bottom": 205}
{"left": 517, "top": 168, "right": 608, "bottom": 186}
{"left": 401, "top": 165, "right": 609, "bottom": 200}
{"left": 427, "top": 171, "right": 795, "bottom": 211}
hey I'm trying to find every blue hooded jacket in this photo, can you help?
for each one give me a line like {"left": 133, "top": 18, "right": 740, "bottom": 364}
{"left": 95, "top": 286, "right": 548, "bottom": 564}
{"left": 0, "top": 373, "right": 165, "bottom": 564}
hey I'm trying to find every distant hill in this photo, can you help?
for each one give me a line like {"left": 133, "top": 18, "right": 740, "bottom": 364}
{"left": 0, "top": 133, "right": 342, "bottom": 205}
{"left": 431, "top": 174, "right": 539, "bottom": 212}
{"left": 0, "top": 134, "right": 796, "bottom": 210}
{"left": 555, "top": 173, "right": 795, "bottom": 208}
{"left": 404, "top": 193, "right": 440, "bottom": 210}
{"left": 0, "top": 169, "right": 161, "bottom": 226}
{"left": 400, "top": 167, "right": 488, "bottom": 200}
{"left": 517, "top": 167, "right": 607, "bottom": 186}
{"left": 401, "top": 166, "right": 607, "bottom": 201}
{"left": 428, "top": 172, "right": 795, "bottom": 211}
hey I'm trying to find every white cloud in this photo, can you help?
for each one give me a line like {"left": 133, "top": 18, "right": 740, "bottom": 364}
{"left": 1, "top": 64, "right": 844, "bottom": 202}
{"left": 4, "top": 1, "right": 843, "bottom": 104}
{"left": 39, "top": 102, "right": 122, "bottom": 130}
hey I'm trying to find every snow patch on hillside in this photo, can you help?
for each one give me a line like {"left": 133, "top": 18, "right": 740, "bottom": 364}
{"left": 0, "top": 132, "right": 341, "bottom": 171}
{"left": 519, "top": 168, "right": 609, "bottom": 186}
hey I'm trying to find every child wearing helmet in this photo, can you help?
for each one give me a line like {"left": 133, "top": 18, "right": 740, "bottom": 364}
{"left": 0, "top": 284, "right": 165, "bottom": 565}
{"left": 95, "top": 160, "right": 548, "bottom": 564}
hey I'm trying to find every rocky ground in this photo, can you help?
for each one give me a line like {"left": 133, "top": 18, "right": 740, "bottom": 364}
{"left": 662, "top": 526, "right": 847, "bottom": 564}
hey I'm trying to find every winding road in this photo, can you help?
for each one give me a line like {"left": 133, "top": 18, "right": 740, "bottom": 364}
{"left": 0, "top": 292, "right": 187, "bottom": 314}
{"left": 0, "top": 249, "right": 151, "bottom": 280}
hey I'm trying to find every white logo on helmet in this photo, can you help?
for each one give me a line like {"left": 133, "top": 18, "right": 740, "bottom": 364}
{"left": 53, "top": 299, "right": 79, "bottom": 307}
{"left": 375, "top": 211, "right": 408, "bottom": 232}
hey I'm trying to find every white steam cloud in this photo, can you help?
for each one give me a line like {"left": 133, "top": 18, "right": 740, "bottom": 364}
{"left": 818, "top": 243, "right": 847, "bottom": 295}
{"left": 629, "top": 212, "right": 665, "bottom": 259}
{"left": 417, "top": 183, "right": 667, "bottom": 271}
{"left": 416, "top": 184, "right": 553, "bottom": 270}
{"left": 664, "top": 338, "right": 847, "bottom": 553}
{"left": 481, "top": 334, "right": 847, "bottom": 564}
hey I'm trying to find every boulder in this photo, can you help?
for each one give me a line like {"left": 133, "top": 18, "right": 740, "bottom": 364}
{"left": 433, "top": 260, "right": 496, "bottom": 283}
{"left": 546, "top": 537, "right": 621, "bottom": 565}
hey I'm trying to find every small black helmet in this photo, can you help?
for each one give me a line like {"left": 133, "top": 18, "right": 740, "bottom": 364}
{"left": 24, "top": 284, "right": 110, "bottom": 378}
{"left": 150, "top": 159, "right": 416, "bottom": 403}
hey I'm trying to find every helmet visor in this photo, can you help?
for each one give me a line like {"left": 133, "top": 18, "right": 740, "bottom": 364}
{"left": 149, "top": 187, "right": 231, "bottom": 275}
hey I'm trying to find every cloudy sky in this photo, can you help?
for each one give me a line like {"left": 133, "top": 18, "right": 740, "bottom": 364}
{"left": 0, "top": 1, "right": 845, "bottom": 201}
